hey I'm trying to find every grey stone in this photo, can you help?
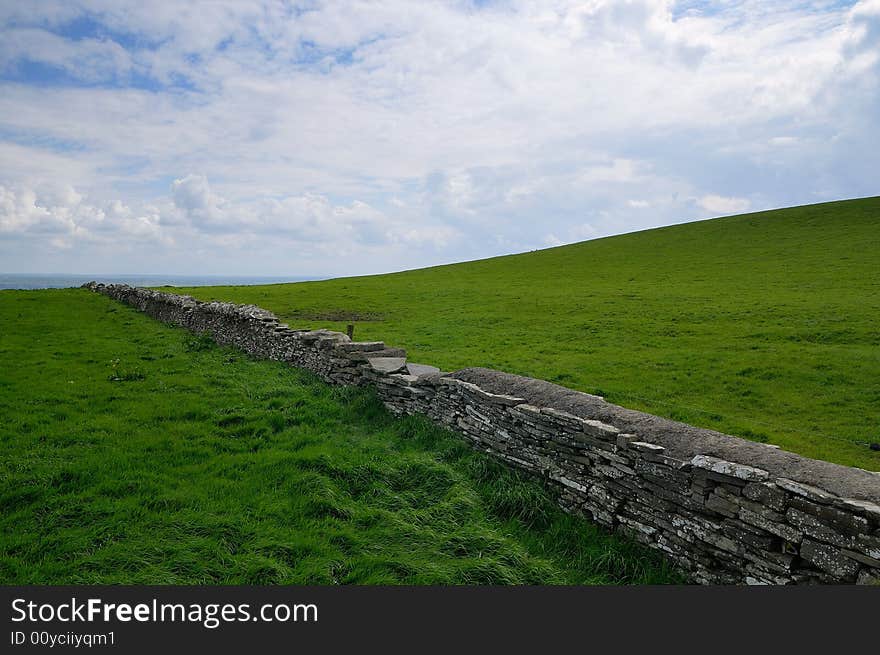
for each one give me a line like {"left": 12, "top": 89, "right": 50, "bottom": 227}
{"left": 857, "top": 534, "right": 880, "bottom": 560}
{"left": 365, "top": 357, "right": 407, "bottom": 374}
{"left": 776, "top": 478, "right": 836, "bottom": 504}
{"left": 834, "top": 498, "right": 880, "bottom": 522}
{"left": 343, "top": 347, "right": 406, "bottom": 361}
{"left": 788, "top": 497, "right": 869, "bottom": 535}
{"left": 739, "top": 507, "right": 802, "bottom": 543}
{"left": 335, "top": 341, "right": 386, "bottom": 352}
{"left": 464, "top": 404, "right": 491, "bottom": 425}
{"left": 467, "top": 387, "right": 527, "bottom": 407}
{"left": 799, "top": 539, "right": 859, "bottom": 579}
{"left": 705, "top": 492, "right": 739, "bottom": 518}
{"left": 405, "top": 362, "right": 441, "bottom": 377}
{"left": 550, "top": 473, "right": 588, "bottom": 494}
{"left": 742, "top": 482, "right": 789, "bottom": 513}
{"left": 630, "top": 441, "right": 665, "bottom": 454}
{"left": 387, "top": 373, "right": 420, "bottom": 385}
{"left": 841, "top": 549, "right": 880, "bottom": 568}
{"left": 722, "top": 519, "right": 778, "bottom": 550}
{"left": 690, "top": 455, "right": 769, "bottom": 482}
{"left": 786, "top": 508, "right": 856, "bottom": 549}
{"left": 581, "top": 419, "right": 620, "bottom": 440}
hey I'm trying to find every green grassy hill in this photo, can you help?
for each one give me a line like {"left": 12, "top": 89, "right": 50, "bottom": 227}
{"left": 175, "top": 197, "right": 880, "bottom": 470}
{"left": 0, "top": 290, "right": 675, "bottom": 583}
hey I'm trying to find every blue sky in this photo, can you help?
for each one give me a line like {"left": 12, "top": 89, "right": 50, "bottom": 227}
{"left": 0, "top": 0, "right": 877, "bottom": 276}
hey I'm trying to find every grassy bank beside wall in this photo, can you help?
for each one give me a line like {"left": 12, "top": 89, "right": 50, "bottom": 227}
{"left": 0, "top": 289, "right": 677, "bottom": 584}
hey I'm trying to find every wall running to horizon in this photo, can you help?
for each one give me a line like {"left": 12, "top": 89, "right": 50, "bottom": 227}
{"left": 85, "top": 282, "right": 880, "bottom": 585}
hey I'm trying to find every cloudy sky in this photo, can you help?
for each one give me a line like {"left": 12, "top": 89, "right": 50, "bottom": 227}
{"left": 0, "top": 1, "right": 878, "bottom": 277}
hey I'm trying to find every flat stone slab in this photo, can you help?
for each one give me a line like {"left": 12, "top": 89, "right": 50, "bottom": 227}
{"left": 343, "top": 347, "right": 406, "bottom": 361}
{"left": 406, "top": 362, "right": 441, "bottom": 377}
{"left": 691, "top": 455, "right": 769, "bottom": 482}
{"left": 366, "top": 357, "right": 407, "bottom": 374}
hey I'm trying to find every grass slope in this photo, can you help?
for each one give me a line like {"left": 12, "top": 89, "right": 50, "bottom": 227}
{"left": 174, "top": 197, "right": 880, "bottom": 470}
{"left": 0, "top": 289, "right": 677, "bottom": 584}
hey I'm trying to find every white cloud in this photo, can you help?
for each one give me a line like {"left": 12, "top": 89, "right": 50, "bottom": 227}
{"left": 768, "top": 136, "right": 799, "bottom": 147}
{"left": 0, "top": 182, "right": 168, "bottom": 245}
{"left": 171, "top": 174, "right": 228, "bottom": 228}
{"left": 0, "top": 173, "right": 465, "bottom": 273}
{"left": 392, "top": 225, "right": 460, "bottom": 249}
{"left": 698, "top": 194, "right": 752, "bottom": 216}
{"left": 576, "top": 159, "right": 644, "bottom": 186}
{"left": 0, "top": 27, "right": 132, "bottom": 82}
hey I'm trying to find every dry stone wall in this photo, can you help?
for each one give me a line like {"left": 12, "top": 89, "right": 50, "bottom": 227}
{"left": 84, "top": 282, "right": 880, "bottom": 585}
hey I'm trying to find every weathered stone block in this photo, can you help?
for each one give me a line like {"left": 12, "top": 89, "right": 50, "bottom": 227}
{"left": 706, "top": 491, "right": 739, "bottom": 518}
{"left": 365, "top": 357, "right": 407, "bottom": 374}
{"left": 788, "top": 496, "right": 869, "bottom": 536}
{"left": 549, "top": 472, "right": 588, "bottom": 494}
{"left": 742, "top": 482, "right": 788, "bottom": 513}
{"left": 786, "top": 507, "right": 856, "bottom": 549}
{"left": 841, "top": 549, "right": 880, "bottom": 569}
{"left": 722, "top": 518, "right": 779, "bottom": 550}
{"left": 639, "top": 450, "right": 687, "bottom": 469}
{"left": 856, "top": 534, "right": 880, "bottom": 560}
{"left": 343, "top": 347, "right": 407, "bottom": 361}
{"left": 508, "top": 404, "right": 544, "bottom": 421}
{"left": 690, "top": 455, "right": 769, "bottom": 482}
{"left": 739, "top": 507, "right": 802, "bottom": 543}
{"left": 387, "top": 373, "right": 420, "bottom": 385}
{"left": 834, "top": 497, "right": 880, "bottom": 523}
{"left": 540, "top": 407, "right": 586, "bottom": 427}
{"left": 629, "top": 441, "right": 665, "bottom": 454}
{"left": 799, "top": 539, "right": 859, "bottom": 579}
{"left": 335, "top": 341, "right": 385, "bottom": 352}
{"left": 568, "top": 431, "right": 617, "bottom": 453}
{"left": 405, "top": 362, "right": 442, "bottom": 377}
{"left": 464, "top": 403, "right": 491, "bottom": 425}
{"left": 581, "top": 419, "right": 620, "bottom": 440}
{"left": 776, "top": 478, "right": 836, "bottom": 504}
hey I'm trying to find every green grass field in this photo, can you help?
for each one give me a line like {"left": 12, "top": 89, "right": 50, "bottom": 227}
{"left": 0, "top": 289, "right": 678, "bottom": 584}
{"left": 172, "top": 197, "right": 880, "bottom": 471}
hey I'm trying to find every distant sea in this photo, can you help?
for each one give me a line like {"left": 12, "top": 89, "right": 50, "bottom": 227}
{"left": 0, "top": 274, "right": 322, "bottom": 291}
